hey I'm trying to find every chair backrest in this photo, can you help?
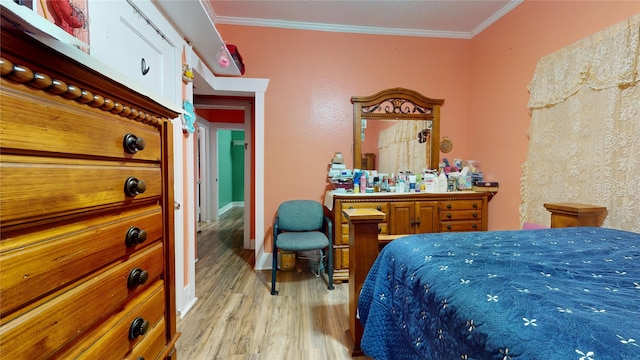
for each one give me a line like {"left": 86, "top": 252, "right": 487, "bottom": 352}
{"left": 276, "top": 200, "right": 323, "bottom": 232}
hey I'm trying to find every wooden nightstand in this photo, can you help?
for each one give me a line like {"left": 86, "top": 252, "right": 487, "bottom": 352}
{"left": 544, "top": 203, "right": 607, "bottom": 228}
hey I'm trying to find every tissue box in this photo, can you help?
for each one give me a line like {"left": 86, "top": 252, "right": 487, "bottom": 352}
{"left": 472, "top": 181, "right": 499, "bottom": 192}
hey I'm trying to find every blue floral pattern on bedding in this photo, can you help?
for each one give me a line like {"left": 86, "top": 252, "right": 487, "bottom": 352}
{"left": 358, "top": 227, "right": 640, "bottom": 360}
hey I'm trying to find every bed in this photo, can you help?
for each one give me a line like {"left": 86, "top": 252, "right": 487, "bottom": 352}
{"left": 357, "top": 227, "right": 640, "bottom": 359}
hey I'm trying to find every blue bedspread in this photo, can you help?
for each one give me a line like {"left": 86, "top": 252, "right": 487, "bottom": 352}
{"left": 358, "top": 227, "right": 640, "bottom": 360}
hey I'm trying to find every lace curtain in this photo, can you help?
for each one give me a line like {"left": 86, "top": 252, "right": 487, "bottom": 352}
{"left": 521, "top": 14, "right": 640, "bottom": 232}
{"left": 377, "top": 120, "right": 430, "bottom": 174}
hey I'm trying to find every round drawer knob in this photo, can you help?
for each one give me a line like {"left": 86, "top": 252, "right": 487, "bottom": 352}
{"left": 129, "top": 317, "right": 150, "bottom": 340}
{"left": 446, "top": 204, "right": 452, "bottom": 209}
{"left": 473, "top": 212, "right": 478, "bottom": 218}
{"left": 376, "top": 206, "right": 382, "bottom": 211}
{"left": 125, "top": 227, "right": 148, "bottom": 247}
{"left": 472, "top": 223, "right": 478, "bottom": 229}
{"left": 446, "top": 213, "right": 452, "bottom": 218}
{"left": 472, "top": 203, "right": 478, "bottom": 209}
{"left": 125, "top": 177, "right": 147, "bottom": 197}
{"left": 447, "top": 224, "right": 452, "bottom": 230}
{"left": 128, "top": 268, "right": 149, "bottom": 288}
{"left": 123, "top": 133, "right": 146, "bottom": 154}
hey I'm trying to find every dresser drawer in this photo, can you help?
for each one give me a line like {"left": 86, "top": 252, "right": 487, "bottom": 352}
{"left": 57, "top": 281, "right": 166, "bottom": 360}
{"left": 439, "top": 209, "right": 482, "bottom": 221}
{"left": 124, "top": 317, "right": 167, "bottom": 360}
{"left": 334, "top": 246, "right": 349, "bottom": 270}
{"left": 440, "top": 220, "right": 483, "bottom": 232}
{"left": 0, "top": 205, "right": 163, "bottom": 316}
{"left": 0, "top": 243, "right": 164, "bottom": 359}
{"left": 0, "top": 155, "right": 162, "bottom": 226}
{"left": 1, "top": 84, "right": 161, "bottom": 161}
{"left": 439, "top": 200, "right": 482, "bottom": 211}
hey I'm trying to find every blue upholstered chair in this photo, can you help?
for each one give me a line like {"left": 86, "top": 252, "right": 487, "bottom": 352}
{"left": 271, "top": 200, "right": 334, "bottom": 295}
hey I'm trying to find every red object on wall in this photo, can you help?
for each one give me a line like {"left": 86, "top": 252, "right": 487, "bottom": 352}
{"left": 226, "top": 44, "right": 245, "bottom": 75}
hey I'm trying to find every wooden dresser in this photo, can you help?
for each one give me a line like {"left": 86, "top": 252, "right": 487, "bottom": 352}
{"left": 326, "top": 191, "right": 492, "bottom": 281}
{"left": 0, "top": 25, "right": 179, "bottom": 359}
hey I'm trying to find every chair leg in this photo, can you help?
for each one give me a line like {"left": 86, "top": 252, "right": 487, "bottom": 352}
{"left": 271, "top": 248, "right": 278, "bottom": 295}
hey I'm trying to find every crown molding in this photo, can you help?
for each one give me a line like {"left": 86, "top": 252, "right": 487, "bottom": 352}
{"left": 211, "top": 0, "right": 523, "bottom": 40}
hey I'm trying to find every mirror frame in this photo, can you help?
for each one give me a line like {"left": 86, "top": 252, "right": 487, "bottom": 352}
{"left": 351, "top": 87, "right": 444, "bottom": 171}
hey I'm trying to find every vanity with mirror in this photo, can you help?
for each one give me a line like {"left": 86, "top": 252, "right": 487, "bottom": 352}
{"left": 325, "top": 87, "right": 494, "bottom": 282}
{"left": 353, "top": 87, "right": 443, "bottom": 172}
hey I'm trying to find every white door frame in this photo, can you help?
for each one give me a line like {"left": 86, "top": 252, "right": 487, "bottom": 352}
{"left": 191, "top": 56, "right": 270, "bottom": 270}
{"left": 195, "top": 105, "right": 252, "bottom": 250}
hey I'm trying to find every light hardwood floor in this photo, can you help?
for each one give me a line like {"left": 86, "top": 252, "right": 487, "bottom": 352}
{"left": 176, "top": 207, "right": 371, "bottom": 360}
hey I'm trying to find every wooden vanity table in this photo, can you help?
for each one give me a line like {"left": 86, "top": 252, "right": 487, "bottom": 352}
{"left": 326, "top": 191, "right": 493, "bottom": 282}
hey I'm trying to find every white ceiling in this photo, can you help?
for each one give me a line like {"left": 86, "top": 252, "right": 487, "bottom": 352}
{"left": 208, "top": 0, "right": 523, "bottom": 39}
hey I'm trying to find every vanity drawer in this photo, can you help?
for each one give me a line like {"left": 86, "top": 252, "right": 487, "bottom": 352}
{"left": 334, "top": 246, "right": 349, "bottom": 270}
{"left": 439, "top": 200, "right": 482, "bottom": 211}
{"left": 0, "top": 243, "right": 164, "bottom": 359}
{"left": 0, "top": 205, "right": 163, "bottom": 316}
{"left": 0, "top": 155, "right": 161, "bottom": 226}
{"left": 1, "top": 84, "right": 161, "bottom": 161}
{"left": 341, "top": 222, "right": 387, "bottom": 244}
{"left": 57, "top": 281, "right": 166, "bottom": 360}
{"left": 440, "top": 220, "right": 483, "bottom": 232}
{"left": 439, "top": 209, "right": 482, "bottom": 221}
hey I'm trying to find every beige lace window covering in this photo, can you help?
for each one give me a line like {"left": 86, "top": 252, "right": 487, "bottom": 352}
{"left": 521, "top": 14, "right": 640, "bottom": 232}
{"left": 377, "top": 120, "right": 431, "bottom": 174}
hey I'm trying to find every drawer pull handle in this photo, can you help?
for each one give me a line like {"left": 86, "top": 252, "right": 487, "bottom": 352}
{"left": 447, "top": 213, "right": 452, "bottom": 218}
{"left": 123, "top": 133, "right": 146, "bottom": 154}
{"left": 446, "top": 204, "right": 452, "bottom": 209}
{"left": 128, "top": 268, "right": 149, "bottom": 288}
{"left": 141, "top": 58, "right": 150, "bottom": 76}
{"left": 129, "top": 317, "right": 150, "bottom": 340}
{"left": 473, "top": 223, "right": 478, "bottom": 229}
{"left": 473, "top": 203, "right": 478, "bottom": 209}
{"left": 126, "top": 227, "right": 148, "bottom": 247}
{"left": 348, "top": 206, "right": 354, "bottom": 209}
{"left": 473, "top": 212, "right": 478, "bottom": 218}
{"left": 415, "top": 218, "right": 421, "bottom": 226}
{"left": 376, "top": 206, "right": 382, "bottom": 211}
{"left": 125, "top": 177, "right": 147, "bottom": 197}
{"left": 447, "top": 224, "right": 452, "bottom": 230}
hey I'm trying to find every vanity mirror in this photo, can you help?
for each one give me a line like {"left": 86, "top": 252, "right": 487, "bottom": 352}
{"left": 352, "top": 88, "right": 444, "bottom": 173}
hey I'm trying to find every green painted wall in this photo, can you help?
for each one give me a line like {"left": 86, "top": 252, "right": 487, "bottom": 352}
{"left": 217, "top": 130, "right": 244, "bottom": 210}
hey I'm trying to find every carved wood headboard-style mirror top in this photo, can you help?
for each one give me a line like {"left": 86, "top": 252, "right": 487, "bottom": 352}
{"left": 351, "top": 87, "right": 444, "bottom": 173}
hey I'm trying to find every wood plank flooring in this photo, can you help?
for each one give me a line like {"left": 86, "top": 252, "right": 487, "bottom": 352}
{"left": 176, "top": 207, "right": 371, "bottom": 360}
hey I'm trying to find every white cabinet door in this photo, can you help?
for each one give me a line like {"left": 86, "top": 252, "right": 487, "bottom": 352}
{"left": 88, "top": 0, "right": 177, "bottom": 101}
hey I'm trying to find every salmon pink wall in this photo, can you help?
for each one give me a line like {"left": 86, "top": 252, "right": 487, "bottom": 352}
{"left": 216, "top": 1, "right": 640, "bottom": 246}
{"left": 217, "top": 25, "right": 470, "bottom": 248}
{"left": 468, "top": 1, "right": 640, "bottom": 229}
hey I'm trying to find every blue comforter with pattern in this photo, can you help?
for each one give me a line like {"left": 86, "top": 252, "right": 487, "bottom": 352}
{"left": 358, "top": 227, "right": 640, "bottom": 359}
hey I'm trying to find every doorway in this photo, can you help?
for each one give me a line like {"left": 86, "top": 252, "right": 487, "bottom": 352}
{"left": 194, "top": 101, "right": 253, "bottom": 251}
